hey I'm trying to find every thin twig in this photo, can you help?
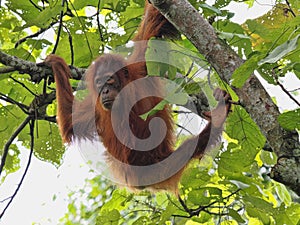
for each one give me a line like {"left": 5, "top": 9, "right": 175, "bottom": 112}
{"left": 9, "top": 76, "right": 37, "bottom": 96}
{"left": 185, "top": 61, "right": 194, "bottom": 77}
{"left": 289, "top": 87, "right": 300, "bottom": 92}
{"left": 97, "top": 0, "right": 105, "bottom": 53}
{"left": 52, "top": 0, "right": 65, "bottom": 54}
{"left": 68, "top": 0, "right": 93, "bottom": 58}
{"left": 176, "top": 123, "right": 193, "bottom": 135}
{"left": 0, "top": 116, "right": 31, "bottom": 177}
{"left": 65, "top": 26, "right": 74, "bottom": 65}
{"left": 285, "top": 0, "right": 296, "bottom": 17}
{"left": 0, "top": 93, "right": 29, "bottom": 113}
{"left": 0, "top": 119, "right": 34, "bottom": 219}
{"left": 176, "top": 189, "right": 241, "bottom": 218}
{"left": 15, "top": 21, "right": 57, "bottom": 48}
{"left": 272, "top": 69, "right": 300, "bottom": 107}
{"left": 193, "top": 189, "right": 240, "bottom": 216}
{"left": 29, "top": 0, "right": 42, "bottom": 11}
{"left": 0, "top": 196, "right": 12, "bottom": 203}
{"left": 173, "top": 110, "right": 193, "bottom": 114}
{"left": 276, "top": 80, "right": 300, "bottom": 107}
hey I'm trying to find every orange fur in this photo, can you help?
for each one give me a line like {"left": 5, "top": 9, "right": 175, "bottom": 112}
{"left": 45, "top": 2, "right": 230, "bottom": 193}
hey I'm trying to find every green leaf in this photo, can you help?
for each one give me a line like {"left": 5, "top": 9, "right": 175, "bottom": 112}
{"left": 274, "top": 183, "right": 292, "bottom": 206}
{"left": 30, "top": 2, "right": 63, "bottom": 27}
{"left": 0, "top": 105, "right": 26, "bottom": 152}
{"left": 19, "top": 121, "right": 65, "bottom": 167}
{"left": 218, "top": 146, "right": 255, "bottom": 179}
{"left": 7, "top": 0, "right": 40, "bottom": 24}
{"left": 140, "top": 80, "right": 189, "bottom": 120}
{"left": 244, "top": 195, "right": 273, "bottom": 224}
{"left": 229, "top": 180, "right": 250, "bottom": 190}
{"left": 278, "top": 109, "right": 300, "bottom": 130}
{"left": 293, "top": 63, "right": 300, "bottom": 79}
{"left": 123, "top": 6, "right": 144, "bottom": 19}
{"left": 100, "top": 189, "right": 131, "bottom": 212}
{"left": 199, "top": 3, "right": 222, "bottom": 15}
{"left": 139, "top": 99, "right": 168, "bottom": 121}
{"left": 258, "top": 34, "right": 300, "bottom": 65}
{"left": 158, "top": 203, "right": 177, "bottom": 225}
{"left": 2, "top": 144, "right": 20, "bottom": 179}
{"left": 192, "top": 211, "right": 211, "bottom": 223}
{"left": 146, "top": 40, "right": 173, "bottom": 77}
{"left": 132, "top": 216, "right": 150, "bottom": 225}
{"left": 180, "top": 167, "right": 211, "bottom": 189}
{"left": 260, "top": 150, "right": 277, "bottom": 166}
{"left": 218, "top": 31, "right": 250, "bottom": 40}
{"left": 226, "top": 106, "right": 266, "bottom": 151}
{"left": 56, "top": 33, "right": 99, "bottom": 67}
{"left": 228, "top": 208, "right": 245, "bottom": 223}
{"left": 231, "top": 53, "right": 264, "bottom": 88}
{"left": 183, "top": 82, "right": 201, "bottom": 95}
{"left": 188, "top": 189, "right": 211, "bottom": 205}
{"left": 274, "top": 203, "right": 300, "bottom": 225}
{"left": 187, "top": 188, "right": 222, "bottom": 206}
{"left": 97, "top": 209, "right": 120, "bottom": 225}
{"left": 165, "top": 82, "right": 189, "bottom": 105}
{"left": 72, "top": 0, "right": 99, "bottom": 10}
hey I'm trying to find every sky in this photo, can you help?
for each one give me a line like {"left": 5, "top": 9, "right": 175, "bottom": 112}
{"left": 2, "top": 1, "right": 299, "bottom": 224}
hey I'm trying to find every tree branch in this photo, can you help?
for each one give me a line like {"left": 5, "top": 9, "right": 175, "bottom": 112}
{"left": 52, "top": 0, "right": 65, "bottom": 54}
{"left": 0, "top": 50, "right": 213, "bottom": 117}
{"left": 150, "top": 0, "right": 300, "bottom": 195}
{"left": 0, "top": 119, "right": 35, "bottom": 219}
{"left": 0, "top": 92, "right": 29, "bottom": 113}
{"left": 15, "top": 21, "right": 57, "bottom": 49}
{"left": 176, "top": 189, "right": 240, "bottom": 218}
{"left": 0, "top": 116, "right": 31, "bottom": 177}
{"left": 0, "top": 50, "right": 86, "bottom": 82}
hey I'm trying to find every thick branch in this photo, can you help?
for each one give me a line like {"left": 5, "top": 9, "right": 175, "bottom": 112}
{"left": 0, "top": 51, "right": 211, "bottom": 116}
{"left": 150, "top": 0, "right": 300, "bottom": 195}
{"left": 0, "top": 51, "right": 86, "bottom": 82}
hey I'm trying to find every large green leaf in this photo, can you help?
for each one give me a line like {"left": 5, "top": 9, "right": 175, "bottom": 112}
{"left": 258, "top": 35, "right": 300, "bottom": 65}
{"left": 96, "top": 209, "right": 120, "bottom": 225}
{"left": 18, "top": 121, "right": 65, "bottom": 167}
{"left": 25, "top": 2, "right": 63, "bottom": 28}
{"left": 278, "top": 109, "right": 300, "bottom": 130}
{"left": 274, "top": 204, "right": 300, "bottom": 225}
{"left": 100, "top": 189, "right": 132, "bottom": 212}
{"left": 1, "top": 144, "right": 20, "bottom": 180}
{"left": 226, "top": 106, "right": 266, "bottom": 150}
{"left": 231, "top": 53, "right": 263, "bottom": 88}
{"left": 0, "top": 105, "right": 26, "bottom": 151}
{"left": 6, "top": 0, "right": 40, "bottom": 25}
{"left": 244, "top": 195, "right": 273, "bottom": 224}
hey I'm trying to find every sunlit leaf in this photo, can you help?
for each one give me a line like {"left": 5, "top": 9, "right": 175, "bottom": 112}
{"left": 226, "top": 106, "right": 266, "bottom": 151}
{"left": 258, "top": 35, "right": 300, "bottom": 65}
{"left": 228, "top": 208, "right": 245, "bottom": 224}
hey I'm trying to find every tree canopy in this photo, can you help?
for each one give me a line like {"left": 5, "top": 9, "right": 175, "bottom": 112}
{"left": 0, "top": 0, "right": 300, "bottom": 224}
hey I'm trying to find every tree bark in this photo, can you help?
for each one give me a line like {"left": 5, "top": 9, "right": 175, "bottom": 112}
{"left": 0, "top": 51, "right": 85, "bottom": 82}
{"left": 150, "top": 0, "right": 300, "bottom": 195}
